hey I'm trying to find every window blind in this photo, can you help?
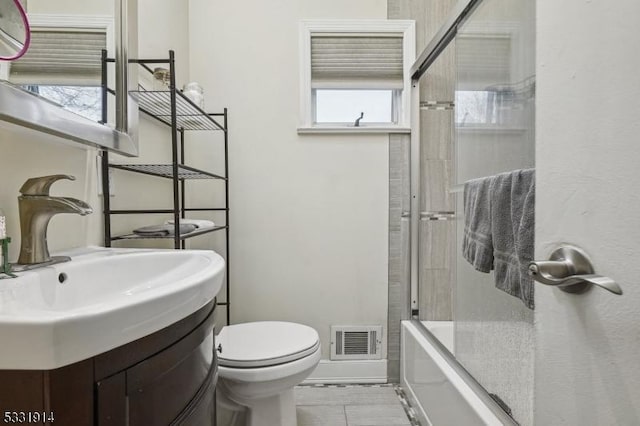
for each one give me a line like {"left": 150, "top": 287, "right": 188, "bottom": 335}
{"left": 311, "top": 34, "right": 404, "bottom": 89}
{"left": 456, "top": 34, "right": 511, "bottom": 89}
{"left": 10, "top": 28, "right": 106, "bottom": 85}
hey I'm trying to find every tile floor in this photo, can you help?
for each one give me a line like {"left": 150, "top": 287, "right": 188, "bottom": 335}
{"left": 295, "top": 384, "right": 420, "bottom": 426}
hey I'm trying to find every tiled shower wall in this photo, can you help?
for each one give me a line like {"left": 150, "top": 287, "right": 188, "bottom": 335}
{"left": 387, "top": 0, "right": 457, "bottom": 382}
{"left": 387, "top": 133, "right": 411, "bottom": 382}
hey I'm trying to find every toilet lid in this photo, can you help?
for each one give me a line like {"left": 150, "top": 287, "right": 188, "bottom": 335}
{"left": 217, "top": 321, "right": 320, "bottom": 368}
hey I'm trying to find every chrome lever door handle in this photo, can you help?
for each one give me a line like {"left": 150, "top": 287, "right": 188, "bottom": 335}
{"left": 528, "top": 246, "right": 623, "bottom": 295}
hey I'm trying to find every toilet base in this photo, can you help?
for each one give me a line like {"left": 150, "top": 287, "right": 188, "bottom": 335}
{"left": 219, "top": 380, "right": 297, "bottom": 426}
{"left": 244, "top": 388, "right": 296, "bottom": 426}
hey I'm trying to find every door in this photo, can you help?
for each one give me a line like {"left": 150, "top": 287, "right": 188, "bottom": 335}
{"left": 534, "top": 1, "right": 640, "bottom": 425}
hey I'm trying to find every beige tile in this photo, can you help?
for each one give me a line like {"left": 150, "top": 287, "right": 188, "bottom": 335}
{"left": 297, "top": 405, "right": 347, "bottom": 426}
{"left": 418, "top": 268, "right": 453, "bottom": 321}
{"left": 295, "top": 387, "right": 399, "bottom": 406}
{"left": 390, "top": 187, "right": 403, "bottom": 213}
{"left": 345, "top": 404, "right": 411, "bottom": 426}
{"left": 388, "top": 0, "right": 457, "bottom": 54}
{"left": 420, "top": 41, "right": 456, "bottom": 102}
{"left": 389, "top": 135, "right": 405, "bottom": 181}
{"left": 421, "top": 109, "right": 453, "bottom": 161}
{"left": 426, "top": 0, "right": 459, "bottom": 41}
{"left": 388, "top": 0, "right": 427, "bottom": 52}
{"left": 421, "top": 159, "right": 454, "bottom": 211}
{"left": 419, "top": 219, "right": 453, "bottom": 269}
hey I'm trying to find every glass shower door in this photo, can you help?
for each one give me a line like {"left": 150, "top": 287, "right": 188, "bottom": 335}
{"left": 414, "top": 0, "right": 536, "bottom": 424}
{"left": 454, "top": 0, "right": 536, "bottom": 424}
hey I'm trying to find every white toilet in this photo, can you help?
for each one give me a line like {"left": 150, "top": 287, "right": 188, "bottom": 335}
{"left": 216, "top": 321, "right": 321, "bottom": 426}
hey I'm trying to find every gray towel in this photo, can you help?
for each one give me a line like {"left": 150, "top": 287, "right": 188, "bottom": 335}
{"left": 463, "top": 176, "right": 494, "bottom": 273}
{"left": 491, "top": 169, "right": 535, "bottom": 309}
{"left": 133, "top": 223, "right": 197, "bottom": 237}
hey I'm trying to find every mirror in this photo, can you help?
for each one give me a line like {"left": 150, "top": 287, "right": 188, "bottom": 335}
{"left": 0, "top": 0, "right": 138, "bottom": 156}
{"left": 0, "top": 0, "right": 30, "bottom": 60}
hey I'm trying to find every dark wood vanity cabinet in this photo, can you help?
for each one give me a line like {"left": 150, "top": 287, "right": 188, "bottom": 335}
{"left": 0, "top": 301, "right": 218, "bottom": 426}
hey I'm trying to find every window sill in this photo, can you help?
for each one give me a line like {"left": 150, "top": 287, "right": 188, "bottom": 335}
{"left": 297, "top": 126, "right": 411, "bottom": 135}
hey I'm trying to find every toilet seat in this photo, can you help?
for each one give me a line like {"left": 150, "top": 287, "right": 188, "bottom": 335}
{"left": 217, "top": 321, "right": 320, "bottom": 368}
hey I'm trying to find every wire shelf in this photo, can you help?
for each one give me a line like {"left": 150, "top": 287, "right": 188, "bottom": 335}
{"left": 110, "top": 163, "right": 226, "bottom": 180}
{"left": 130, "top": 90, "right": 225, "bottom": 131}
{"left": 112, "top": 225, "right": 228, "bottom": 241}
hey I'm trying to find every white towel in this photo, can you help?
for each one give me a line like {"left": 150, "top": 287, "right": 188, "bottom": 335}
{"left": 166, "top": 219, "right": 215, "bottom": 229}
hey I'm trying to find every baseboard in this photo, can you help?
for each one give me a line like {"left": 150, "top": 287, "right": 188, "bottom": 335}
{"left": 303, "top": 359, "right": 388, "bottom": 384}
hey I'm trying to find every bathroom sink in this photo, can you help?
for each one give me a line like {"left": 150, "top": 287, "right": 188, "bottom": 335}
{"left": 0, "top": 247, "right": 225, "bottom": 369}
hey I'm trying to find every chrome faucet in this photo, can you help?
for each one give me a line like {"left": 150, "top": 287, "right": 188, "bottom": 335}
{"left": 15, "top": 175, "right": 93, "bottom": 268}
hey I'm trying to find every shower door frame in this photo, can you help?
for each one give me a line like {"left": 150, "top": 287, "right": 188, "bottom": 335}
{"left": 408, "top": 0, "right": 484, "bottom": 316}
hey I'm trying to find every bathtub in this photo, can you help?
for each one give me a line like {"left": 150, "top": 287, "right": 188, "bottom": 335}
{"left": 420, "top": 321, "right": 454, "bottom": 354}
{"left": 401, "top": 321, "right": 516, "bottom": 426}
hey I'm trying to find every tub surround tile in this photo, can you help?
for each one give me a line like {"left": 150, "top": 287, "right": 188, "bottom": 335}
{"left": 388, "top": 134, "right": 412, "bottom": 383}
{"left": 419, "top": 42, "right": 456, "bottom": 102}
{"left": 388, "top": 0, "right": 427, "bottom": 51}
{"left": 388, "top": 0, "right": 457, "bottom": 54}
{"left": 419, "top": 219, "right": 453, "bottom": 270}
{"left": 421, "top": 109, "right": 454, "bottom": 161}
{"left": 418, "top": 268, "right": 453, "bottom": 321}
{"left": 421, "top": 159, "right": 454, "bottom": 212}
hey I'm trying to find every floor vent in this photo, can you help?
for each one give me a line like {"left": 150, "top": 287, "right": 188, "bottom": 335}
{"left": 330, "top": 326, "right": 383, "bottom": 360}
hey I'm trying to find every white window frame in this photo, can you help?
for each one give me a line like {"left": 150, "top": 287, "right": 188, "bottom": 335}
{"left": 298, "top": 19, "right": 415, "bottom": 134}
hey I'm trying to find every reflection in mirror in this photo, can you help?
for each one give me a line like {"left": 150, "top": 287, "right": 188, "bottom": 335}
{"left": 0, "top": 0, "right": 30, "bottom": 60}
{"left": 0, "top": 0, "right": 137, "bottom": 156}
{"left": 3, "top": 5, "right": 113, "bottom": 122}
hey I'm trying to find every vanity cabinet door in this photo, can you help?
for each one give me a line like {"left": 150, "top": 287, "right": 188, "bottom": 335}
{"left": 172, "top": 373, "right": 217, "bottom": 426}
{"left": 126, "top": 317, "right": 216, "bottom": 426}
{"left": 96, "top": 373, "right": 126, "bottom": 426}
{"left": 96, "top": 302, "right": 217, "bottom": 426}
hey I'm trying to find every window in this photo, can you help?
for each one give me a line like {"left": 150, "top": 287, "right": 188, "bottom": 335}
{"left": 315, "top": 90, "right": 395, "bottom": 124}
{"left": 1, "top": 15, "right": 113, "bottom": 122}
{"left": 299, "top": 20, "right": 415, "bottom": 133}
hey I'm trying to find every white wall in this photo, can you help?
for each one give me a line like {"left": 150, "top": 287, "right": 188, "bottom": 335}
{"left": 188, "top": 0, "right": 390, "bottom": 359}
{"left": 0, "top": 130, "right": 102, "bottom": 260}
{"left": 535, "top": 0, "right": 640, "bottom": 424}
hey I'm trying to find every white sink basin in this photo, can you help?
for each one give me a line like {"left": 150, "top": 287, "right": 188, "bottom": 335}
{"left": 0, "top": 247, "right": 225, "bottom": 369}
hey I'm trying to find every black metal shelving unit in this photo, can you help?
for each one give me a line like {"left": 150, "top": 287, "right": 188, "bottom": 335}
{"left": 100, "top": 50, "right": 231, "bottom": 325}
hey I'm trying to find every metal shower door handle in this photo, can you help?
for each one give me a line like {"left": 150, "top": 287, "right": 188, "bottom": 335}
{"left": 528, "top": 245, "right": 623, "bottom": 295}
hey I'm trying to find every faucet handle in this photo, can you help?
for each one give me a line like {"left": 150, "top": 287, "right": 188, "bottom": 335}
{"left": 19, "top": 175, "right": 76, "bottom": 196}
